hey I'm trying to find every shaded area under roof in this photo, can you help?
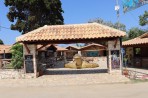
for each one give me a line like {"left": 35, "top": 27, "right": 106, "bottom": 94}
{"left": 122, "top": 33, "right": 148, "bottom": 47}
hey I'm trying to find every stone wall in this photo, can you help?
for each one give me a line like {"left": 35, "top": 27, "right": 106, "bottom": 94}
{"left": 0, "top": 69, "right": 25, "bottom": 79}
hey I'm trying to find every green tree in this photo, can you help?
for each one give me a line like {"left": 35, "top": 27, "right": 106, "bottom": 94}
{"left": 139, "top": 11, "right": 148, "bottom": 26}
{"left": 128, "top": 27, "right": 145, "bottom": 39}
{"left": 5, "top": 0, "right": 64, "bottom": 34}
{"left": 0, "top": 39, "right": 4, "bottom": 44}
{"left": 10, "top": 43, "right": 23, "bottom": 69}
{"left": 88, "top": 18, "right": 126, "bottom": 31}
{"left": 88, "top": 18, "right": 127, "bottom": 41}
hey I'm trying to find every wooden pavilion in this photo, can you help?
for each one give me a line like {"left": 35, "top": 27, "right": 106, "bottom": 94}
{"left": 123, "top": 32, "right": 148, "bottom": 68}
{"left": 16, "top": 23, "right": 126, "bottom": 78}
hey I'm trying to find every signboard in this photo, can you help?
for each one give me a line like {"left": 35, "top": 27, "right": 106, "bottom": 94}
{"left": 25, "top": 55, "right": 34, "bottom": 73}
{"left": 122, "top": 0, "right": 148, "bottom": 13}
{"left": 86, "top": 51, "right": 99, "bottom": 57}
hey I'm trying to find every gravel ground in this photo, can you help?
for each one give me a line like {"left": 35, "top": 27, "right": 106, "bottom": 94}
{"left": 0, "top": 68, "right": 130, "bottom": 87}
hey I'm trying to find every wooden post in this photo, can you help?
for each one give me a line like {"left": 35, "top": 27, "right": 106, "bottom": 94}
{"left": 119, "top": 38, "right": 122, "bottom": 71}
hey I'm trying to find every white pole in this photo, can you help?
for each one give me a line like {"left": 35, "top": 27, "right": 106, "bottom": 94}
{"left": 115, "top": 0, "right": 120, "bottom": 29}
{"left": 115, "top": 0, "right": 123, "bottom": 72}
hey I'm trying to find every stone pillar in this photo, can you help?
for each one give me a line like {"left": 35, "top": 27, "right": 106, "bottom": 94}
{"left": 23, "top": 44, "right": 38, "bottom": 78}
{"left": 107, "top": 38, "right": 122, "bottom": 74}
{"left": 107, "top": 49, "right": 111, "bottom": 73}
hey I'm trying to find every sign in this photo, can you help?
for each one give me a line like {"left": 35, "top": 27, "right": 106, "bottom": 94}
{"left": 122, "top": 0, "right": 148, "bottom": 13}
{"left": 25, "top": 55, "right": 34, "bottom": 73}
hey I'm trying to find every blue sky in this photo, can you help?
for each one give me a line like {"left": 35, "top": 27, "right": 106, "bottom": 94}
{"left": 0, "top": 0, "right": 147, "bottom": 45}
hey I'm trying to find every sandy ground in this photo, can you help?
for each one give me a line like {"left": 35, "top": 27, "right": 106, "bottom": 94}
{"left": 0, "top": 82, "right": 148, "bottom": 98}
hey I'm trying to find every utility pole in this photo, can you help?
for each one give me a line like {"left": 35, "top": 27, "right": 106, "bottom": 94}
{"left": 115, "top": 0, "right": 124, "bottom": 71}
{"left": 115, "top": 0, "right": 120, "bottom": 29}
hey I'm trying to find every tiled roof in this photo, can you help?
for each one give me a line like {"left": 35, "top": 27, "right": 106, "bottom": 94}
{"left": 16, "top": 23, "right": 126, "bottom": 43}
{"left": 66, "top": 45, "right": 80, "bottom": 50}
{"left": 55, "top": 46, "right": 68, "bottom": 51}
{"left": 80, "top": 43, "right": 106, "bottom": 50}
{"left": 37, "top": 44, "right": 67, "bottom": 51}
{"left": 122, "top": 33, "right": 148, "bottom": 46}
{"left": 0, "top": 45, "right": 11, "bottom": 54}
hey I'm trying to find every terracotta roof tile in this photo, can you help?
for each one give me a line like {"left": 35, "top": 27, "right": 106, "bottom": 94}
{"left": 0, "top": 45, "right": 12, "bottom": 54}
{"left": 37, "top": 44, "right": 67, "bottom": 51}
{"left": 80, "top": 43, "right": 106, "bottom": 50}
{"left": 123, "top": 33, "right": 148, "bottom": 46}
{"left": 55, "top": 46, "right": 68, "bottom": 51}
{"left": 16, "top": 23, "right": 126, "bottom": 42}
{"left": 66, "top": 46, "right": 80, "bottom": 50}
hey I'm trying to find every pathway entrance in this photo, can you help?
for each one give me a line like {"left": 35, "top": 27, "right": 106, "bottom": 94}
{"left": 16, "top": 23, "right": 126, "bottom": 78}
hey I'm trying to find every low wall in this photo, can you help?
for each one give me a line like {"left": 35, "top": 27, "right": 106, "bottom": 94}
{"left": 0, "top": 69, "right": 25, "bottom": 79}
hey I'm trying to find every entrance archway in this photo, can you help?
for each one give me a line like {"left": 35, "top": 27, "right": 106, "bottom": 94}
{"left": 16, "top": 23, "right": 126, "bottom": 78}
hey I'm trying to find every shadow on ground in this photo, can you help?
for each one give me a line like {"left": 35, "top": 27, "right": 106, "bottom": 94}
{"left": 44, "top": 68, "right": 108, "bottom": 75}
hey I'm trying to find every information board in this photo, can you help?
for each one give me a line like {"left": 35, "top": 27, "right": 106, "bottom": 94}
{"left": 25, "top": 55, "right": 34, "bottom": 73}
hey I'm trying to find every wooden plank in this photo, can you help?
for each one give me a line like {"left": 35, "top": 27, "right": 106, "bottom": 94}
{"left": 20, "top": 37, "right": 119, "bottom": 45}
{"left": 114, "top": 39, "right": 118, "bottom": 48}
{"left": 24, "top": 44, "right": 30, "bottom": 54}
{"left": 37, "top": 44, "right": 48, "bottom": 51}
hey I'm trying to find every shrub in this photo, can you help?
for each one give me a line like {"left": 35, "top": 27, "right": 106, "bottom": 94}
{"left": 10, "top": 43, "right": 23, "bottom": 69}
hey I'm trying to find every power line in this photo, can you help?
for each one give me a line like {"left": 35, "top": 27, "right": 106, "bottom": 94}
{"left": 0, "top": 26, "right": 11, "bottom": 30}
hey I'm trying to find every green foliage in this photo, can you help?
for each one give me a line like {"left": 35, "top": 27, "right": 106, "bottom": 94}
{"left": 128, "top": 27, "right": 145, "bottom": 39}
{"left": 139, "top": 11, "right": 148, "bottom": 26}
{"left": 10, "top": 43, "right": 23, "bottom": 69}
{"left": 0, "top": 39, "right": 4, "bottom": 44}
{"left": 88, "top": 18, "right": 126, "bottom": 31}
{"left": 5, "top": 0, "right": 64, "bottom": 34}
{"left": 122, "top": 36, "right": 129, "bottom": 41}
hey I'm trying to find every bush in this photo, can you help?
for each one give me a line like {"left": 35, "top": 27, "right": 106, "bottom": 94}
{"left": 10, "top": 43, "right": 23, "bottom": 69}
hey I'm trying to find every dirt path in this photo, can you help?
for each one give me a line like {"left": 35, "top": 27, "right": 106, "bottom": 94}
{"left": 0, "top": 82, "right": 148, "bottom": 98}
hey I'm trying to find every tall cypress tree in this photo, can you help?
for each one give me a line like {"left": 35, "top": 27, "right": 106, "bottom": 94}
{"left": 5, "top": 0, "right": 64, "bottom": 34}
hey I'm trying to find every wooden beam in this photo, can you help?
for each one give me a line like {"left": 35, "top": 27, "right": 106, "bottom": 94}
{"left": 37, "top": 44, "right": 49, "bottom": 51}
{"left": 24, "top": 44, "right": 30, "bottom": 54}
{"left": 114, "top": 39, "right": 118, "bottom": 48}
{"left": 21, "top": 37, "right": 119, "bottom": 45}
{"left": 123, "top": 44, "right": 148, "bottom": 48}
